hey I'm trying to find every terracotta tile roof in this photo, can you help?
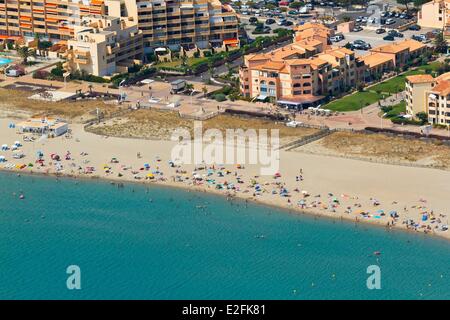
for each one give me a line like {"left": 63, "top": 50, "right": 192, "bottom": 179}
{"left": 370, "top": 39, "right": 425, "bottom": 54}
{"left": 436, "top": 71, "right": 450, "bottom": 81}
{"left": 431, "top": 79, "right": 450, "bottom": 96}
{"left": 254, "top": 60, "right": 285, "bottom": 71}
{"left": 406, "top": 74, "right": 434, "bottom": 84}
{"left": 360, "top": 53, "right": 393, "bottom": 68}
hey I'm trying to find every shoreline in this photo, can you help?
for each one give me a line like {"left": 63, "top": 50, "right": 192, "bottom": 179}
{"left": 1, "top": 118, "right": 449, "bottom": 242}
{"left": 2, "top": 166, "right": 448, "bottom": 243}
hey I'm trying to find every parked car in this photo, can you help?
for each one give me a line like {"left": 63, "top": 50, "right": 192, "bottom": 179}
{"left": 265, "top": 18, "right": 275, "bottom": 25}
{"left": 5, "top": 68, "right": 24, "bottom": 77}
{"left": 412, "top": 34, "right": 427, "bottom": 42}
{"left": 277, "top": 18, "right": 286, "bottom": 25}
{"left": 385, "top": 18, "right": 395, "bottom": 25}
{"left": 383, "top": 35, "right": 395, "bottom": 41}
{"left": 388, "top": 30, "right": 404, "bottom": 38}
{"left": 376, "top": 28, "right": 386, "bottom": 34}
{"left": 284, "top": 20, "right": 294, "bottom": 26}
{"left": 249, "top": 17, "right": 258, "bottom": 24}
{"left": 352, "top": 26, "right": 363, "bottom": 32}
{"left": 330, "top": 35, "right": 344, "bottom": 42}
{"left": 351, "top": 40, "right": 371, "bottom": 50}
{"left": 409, "top": 24, "right": 421, "bottom": 31}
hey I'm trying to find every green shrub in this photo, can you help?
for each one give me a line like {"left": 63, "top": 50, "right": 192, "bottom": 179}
{"left": 214, "top": 93, "right": 227, "bottom": 102}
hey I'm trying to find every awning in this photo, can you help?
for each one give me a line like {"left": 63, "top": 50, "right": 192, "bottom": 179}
{"left": 277, "top": 100, "right": 302, "bottom": 106}
{"left": 257, "top": 95, "right": 268, "bottom": 101}
{"left": 154, "top": 47, "right": 167, "bottom": 52}
{"left": 0, "top": 35, "right": 19, "bottom": 40}
{"left": 224, "top": 38, "right": 239, "bottom": 45}
{"left": 278, "top": 95, "right": 325, "bottom": 104}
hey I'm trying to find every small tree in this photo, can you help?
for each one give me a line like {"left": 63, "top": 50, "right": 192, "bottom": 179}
{"left": 416, "top": 111, "right": 428, "bottom": 124}
{"left": 434, "top": 31, "right": 448, "bottom": 54}
{"left": 17, "top": 46, "right": 35, "bottom": 65}
{"left": 396, "top": 0, "right": 410, "bottom": 12}
{"left": 185, "top": 83, "right": 194, "bottom": 91}
{"left": 202, "top": 86, "right": 208, "bottom": 97}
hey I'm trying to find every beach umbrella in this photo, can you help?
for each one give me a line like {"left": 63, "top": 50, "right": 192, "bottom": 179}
{"left": 146, "top": 173, "right": 154, "bottom": 179}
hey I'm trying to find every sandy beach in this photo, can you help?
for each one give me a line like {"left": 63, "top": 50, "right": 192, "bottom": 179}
{"left": 1, "top": 117, "right": 449, "bottom": 240}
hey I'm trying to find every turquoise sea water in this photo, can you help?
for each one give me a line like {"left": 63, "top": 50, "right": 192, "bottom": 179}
{"left": 0, "top": 171, "right": 449, "bottom": 300}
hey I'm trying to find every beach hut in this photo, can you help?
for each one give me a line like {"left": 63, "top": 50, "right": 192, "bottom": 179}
{"left": 14, "top": 141, "right": 22, "bottom": 147}
{"left": 1, "top": 144, "right": 8, "bottom": 151}
{"left": 0, "top": 156, "right": 6, "bottom": 162}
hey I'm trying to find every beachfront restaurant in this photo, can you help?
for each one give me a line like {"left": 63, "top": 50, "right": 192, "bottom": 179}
{"left": 277, "top": 95, "right": 325, "bottom": 110}
{"left": 16, "top": 118, "right": 68, "bottom": 137}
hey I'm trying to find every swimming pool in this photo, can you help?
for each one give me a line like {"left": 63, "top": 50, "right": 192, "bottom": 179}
{"left": 0, "top": 57, "right": 12, "bottom": 66}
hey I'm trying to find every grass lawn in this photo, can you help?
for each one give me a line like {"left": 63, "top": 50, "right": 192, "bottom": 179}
{"left": 325, "top": 62, "right": 442, "bottom": 111}
{"left": 156, "top": 57, "right": 208, "bottom": 69}
{"left": 368, "top": 69, "right": 424, "bottom": 94}
{"left": 325, "top": 91, "right": 382, "bottom": 112}
{"left": 384, "top": 101, "right": 406, "bottom": 118}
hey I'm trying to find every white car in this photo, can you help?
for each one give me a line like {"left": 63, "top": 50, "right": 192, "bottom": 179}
{"left": 286, "top": 121, "right": 303, "bottom": 128}
{"left": 385, "top": 18, "right": 395, "bottom": 25}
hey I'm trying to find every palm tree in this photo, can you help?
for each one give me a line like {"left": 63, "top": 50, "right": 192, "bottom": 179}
{"left": 434, "top": 31, "right": 448, "bottom": 54}
{"left": 34, "top": 34, "right": 43, "bottom": 56}
{"left": 88, "top": 84, "right": 94, "bottom": 94}
{"left": 181, "top": 54, "right": 188, "bottom": 67}
{"left": 185, "top": 83, "right": 194, "bottom": 92}
{"left": 207, "top": 61, "right": 214, "bottom": 79}
{"left": 17, "top": 46, "right": 35, "bottom": 65}
{"left": 225, "top": 62, "right": 232, "bottom": 76}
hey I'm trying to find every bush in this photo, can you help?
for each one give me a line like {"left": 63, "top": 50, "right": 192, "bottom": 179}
{"left": 51, "top": 65, "right": 64, "bottom": 77}
{"left": 214, "top": 93, "right": 227, "bottom": 102}
{"left": 32, "top": 70, "right": 50, "bottom": 79}
{"left": 146, "top": 53, "right": 157, "bottom": 62}
{"left": 391, "top": 116, "right": 423, "bottom": 126}
{"left": 381, "top": 105, "right": 393, "bottom": 113}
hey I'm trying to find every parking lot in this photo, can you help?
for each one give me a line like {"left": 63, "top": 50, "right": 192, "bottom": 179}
{"left": 336, "top": 27, "right": 436, "bottom": 56}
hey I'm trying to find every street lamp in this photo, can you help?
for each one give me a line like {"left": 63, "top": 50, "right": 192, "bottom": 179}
{"left": 118, "top": 79, "right": 126, "bottom": 103}
{"left": 381, "top": 113, "right": 387, "bottom": 130}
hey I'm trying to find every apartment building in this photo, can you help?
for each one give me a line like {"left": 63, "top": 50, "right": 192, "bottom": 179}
{"left": 0, "top": 0, "right": 105, "bottom": 40}
{"left": 427, "top": 73, "right": 450, "bottom": 125}
{"left": 405, "top": 74, "right": 435, "bottom": 116}
{"left": 105, "top": 0, "right": 239, "bottom": 53}
{"left": 64, "top": 14, "right": 143, "bottom": 76}
{"left": 294, "top": 22, "right": 333, "bottom": 50}
{"left": 417, "top": 0, "right": 450, "bottom": 29}
{"left": 239, "top": 43, "right": 360, "bottom": 108}
{"left": 0, "top": 0, "right": 239, "bottom": 54}
{"left": 405, "top": 72, "right": 450, "bottom": 125}
{"left": 361, "top": 39, "right": 427, "bottom": 79}
{"left": 317, "top": 47, "right": 358, "bottom": 92}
